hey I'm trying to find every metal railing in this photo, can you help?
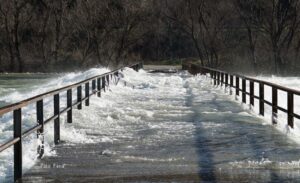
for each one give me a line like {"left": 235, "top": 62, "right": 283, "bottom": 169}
{"left": 0, "top": 63, "right": 143, "bottom": 182}
{"left": 184, "top": 63, "right": 300, "bottom": 128}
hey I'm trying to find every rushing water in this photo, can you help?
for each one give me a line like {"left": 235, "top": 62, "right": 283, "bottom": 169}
{"left": 0, "top": 73, "right": 56, "bottom": 107}
{"left": 1, "top": 68, "right": 300, "bottom": 182}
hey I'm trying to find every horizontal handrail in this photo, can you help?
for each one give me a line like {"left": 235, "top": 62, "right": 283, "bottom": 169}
{"left": 0, "top": 63, "right": 139, "bottom": 116}
{"left": 0, "top": 62, "right": 143, "bottom": 182}
{"left": 0, "top": 138, "right": 20, "bottom": 152}
{"left": 183, "top": 63, "right": 300, "bottom": 129}
{"left": 196, "top": 65, "right": 300, "bottom": 96}
{"left": 0, "top": 63, "right": 141, "bottom": 150}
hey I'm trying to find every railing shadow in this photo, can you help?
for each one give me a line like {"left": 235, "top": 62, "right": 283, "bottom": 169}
{"left": 184, "top": 86, "right": 217, "bottom": 182}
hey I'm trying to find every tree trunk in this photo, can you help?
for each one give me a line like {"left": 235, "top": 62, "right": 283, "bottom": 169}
{"left": 247, "top": 27, "right": 257, "bottom": 73}
{"left": 94, "top": 31, "right": 102, "bottom": 65}
{"left": 4, "top": 16, "right": 15, "bottom": 72}
{"left": 272, "top": 45, "right": 281, "bottom": 75}
{"left": 191, "top": 36, "right": 204, "bottom": 66}
{"left": 13, "top": 4, "right": 23, "bottom": 72}
{"left": 8, "top": 44, "right": 15, "bottom": 72}
{"left": 95, "top": 41, "right": 102, "bottom": 65}
{"left": 54, "top": 18, "right": 61, "bottom": 64}
{"left": 54, "top": 0, "right": 63, "bottom": 64}
{"left": 41, "top": 13, "right": 50, "bottom": 71}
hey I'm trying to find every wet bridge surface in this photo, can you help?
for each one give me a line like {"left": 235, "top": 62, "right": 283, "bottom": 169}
{"left": 21, "top": 69, "right": 300, "bottom": 183}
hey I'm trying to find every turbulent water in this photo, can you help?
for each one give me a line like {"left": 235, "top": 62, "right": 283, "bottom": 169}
{"left": 0, "top": 73, "right": 55, "bottom": 107}
{"left": 235, "top": 75, "right": 300, "bottom": 142}
{"left": 1, "top": 68, "right": 300, "bottom": 182}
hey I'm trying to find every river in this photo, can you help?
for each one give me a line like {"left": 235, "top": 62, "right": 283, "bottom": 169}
{"left": 1, "top": 68, "right": 300, "bottom": 182}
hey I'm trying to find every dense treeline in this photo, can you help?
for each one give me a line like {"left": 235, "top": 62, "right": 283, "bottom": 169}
{"left": 0, "top": 0, "right": 153, "bottom": 72}
{"left": 163, "top": 0, "right": 300, "bottom": 75}
{"left": 0, "top": 0, "right": 300, "bottom": 75}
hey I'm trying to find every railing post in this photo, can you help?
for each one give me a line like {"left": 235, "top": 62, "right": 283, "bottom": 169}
{"left": 36, "top": 100, "right": 44, "bottom": 158}
{"left": 217, "top": 72, "right": 220, "bottom": 85}
{"left": 97, "top": 78, "right": 101, "bottom": 97}
{"left": 85, "top": 82, "right": 90, "bottom": 106}
{"left": 106, "top": 75, "right": 110, "bottom": 87}
{"left": 242, "top": 78, "right": 246, "bottom": 103}
{"left": 114, "top": 72, "right": 119, "bottom": 85}
{"left": 288, "top": 92, "right": 294, "bottom": 128}
{"left": 259, "top": 83, "right": 264, "bottom": 116}
{"left": 102, "top": 77, "right": 106, "bottom": 92}
{"left": 14, "top": 108, "right": 22, "bottom": 182}
{"left": 221, "top": 73, "right": 224, "bottom": 87}
{"left": 230, "top": 75, "right": 233, "bottom": 95}
{"left": 250, "top": 81, "right": 254, "bottom": 106}
{"left": 54, "top": 94, "right": 60, "bottom": 144}
{"left": 67, "top": 89, "right": 72, "bottom": 123}
{"left": 111, "top": 74, "right": 114, "bottom": 84}
{"left": 92, "top": 79, "right": 96, "bottom": 93}
{"left": 272, "top": 87, "right": 278, "bottom": 125}
{"left": 77, "top": 86, "right": 82, "bottom": 110}
{"left": 225, "top": 73, "right": 228, "bottom": 88}
{"left": 236, "top": 76, "right": 240, "bottom": 96}
{"left": 214, "top": 71, "right": 217, "bottom": 85}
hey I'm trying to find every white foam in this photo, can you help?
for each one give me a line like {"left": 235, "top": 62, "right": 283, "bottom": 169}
{"left": 230, "top": 158, "right": 300, "bottom": 170}
{"left": 121, "top": 155, "right": 184, "bottom": 162}
{"left": 0, "top": 67, "right": 110, "bottom": 181}
{"left": 205, "top": 74, "right": 300, "bottom": 144}
{"left": 1, "top": 67, "right": 300, "bottom": 181}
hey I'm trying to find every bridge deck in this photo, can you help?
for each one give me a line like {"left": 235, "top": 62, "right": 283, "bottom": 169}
{"left": 21, "top": 71, "right": 300, "bottom": 182}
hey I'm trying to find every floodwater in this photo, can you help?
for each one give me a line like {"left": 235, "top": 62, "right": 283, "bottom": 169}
{"left": 0, "top": 73, "right": 56, "bottom": 107}
{"left": 1, "top": 68, "right": 300, "bottom": 182}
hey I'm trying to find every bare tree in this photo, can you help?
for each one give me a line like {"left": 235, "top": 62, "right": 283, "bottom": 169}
{"left": 0, "top": 0, "right": 32, "bottom": 72}
{"left": 0, "top": 1, "right": 15, "bottom": 71}
{"left": 258, "top": 0, "right": 300, "bottom": 74}
{"left": 0, "top": 0, "right": 299, "bottom": 74}
{"left": 165, "top": 0, "right": 231, "bottom": 67}
{"left": 236, "top": 0, "right": 260, "bottom": 71}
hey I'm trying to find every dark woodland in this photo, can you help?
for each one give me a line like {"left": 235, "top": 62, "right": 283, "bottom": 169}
{"left": 0, "top": 0, "right": 300, "bottom": 75}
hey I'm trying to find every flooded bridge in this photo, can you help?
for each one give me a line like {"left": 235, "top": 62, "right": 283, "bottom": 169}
{"left": 1, "top": 63, "right": 300, "bottom": 182}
